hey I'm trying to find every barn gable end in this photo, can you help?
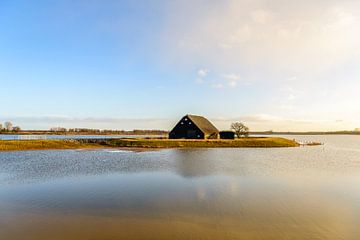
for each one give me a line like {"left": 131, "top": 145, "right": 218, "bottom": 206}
{"left": 169, "top": 115, "right": 219, "bottom": 139}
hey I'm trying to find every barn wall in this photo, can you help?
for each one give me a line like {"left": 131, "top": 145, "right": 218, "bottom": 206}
{"left": 169, "top": 117, "right": 204, "bottom": 139}
{"left": 219, "top": 131, "right": 235, "bottom": 139}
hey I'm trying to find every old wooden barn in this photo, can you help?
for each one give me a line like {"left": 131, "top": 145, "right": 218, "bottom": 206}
{"left": 169, "top": 114, "right": 219, "bottom": 139}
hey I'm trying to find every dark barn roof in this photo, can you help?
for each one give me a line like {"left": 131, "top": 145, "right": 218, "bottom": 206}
{"left": 186, "top": 114, "right": 219, "bottom": 135}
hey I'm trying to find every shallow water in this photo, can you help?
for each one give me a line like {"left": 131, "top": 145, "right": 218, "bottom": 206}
{"left": 0, "top": 134, "right": 161, "bottom": 140}
{"left": 1, "top": 135, "right": 360, "bottom": 239}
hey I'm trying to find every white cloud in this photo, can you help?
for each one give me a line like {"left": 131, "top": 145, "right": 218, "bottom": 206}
{"left": 161, "top": 1, "right": 360, "bottom": 75}
{"left": 197, "top": 73, "right": 248, "bottom": 89}
{"left": 250, "top": 9, "right": 272, "bottom": 24}
{"left": 287, "top": 94, "right": 296, "bottom": 100}
{"left": 197, "top": 69, "right": 209, "bottom": 78}
{"left": 130, "top": 1, "right": 360, "bottom": 130}
{"left": 221, "top": 73, "right": 242, "bottom": 87}
{"left": 222, "top": 74, "right": 240, "bottom": 81}
{"left": 195, "top": 68, "right": 209, "bottom": 84}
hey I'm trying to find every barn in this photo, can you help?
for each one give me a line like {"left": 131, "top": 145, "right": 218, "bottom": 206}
{"left": 169, "top": 114, "right": 219, "bottom": 139}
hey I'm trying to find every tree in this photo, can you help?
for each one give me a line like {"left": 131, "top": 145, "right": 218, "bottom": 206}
{"left": 0, "top": 123, "right": 2, "bottom": 131}
{"left": 231, "top": 122, "right": 249, "bottom": 138}
{"left": 4, "top": 122, "right": 13, "bottom": 132}
{"left": 12, "top": 126, "right": 21, "bottom": 132}
{"left": 50, "top": 127, "right": 67, "bottom": 132}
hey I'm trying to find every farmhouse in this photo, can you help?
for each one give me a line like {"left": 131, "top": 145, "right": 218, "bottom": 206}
{"left": 169, "top": 114, "right": 219, "bottom": 139}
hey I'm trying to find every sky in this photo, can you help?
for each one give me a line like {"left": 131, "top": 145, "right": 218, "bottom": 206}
{"left": 1, "top": 0, "right": 360, "bottom": 131}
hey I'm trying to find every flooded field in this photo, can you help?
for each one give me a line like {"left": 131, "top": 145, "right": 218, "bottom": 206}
{"left": 1, "top": 135, "right": 360, "bottom": 239}
{"left": 0, "top": 134, "right": 162, "bottom": 140}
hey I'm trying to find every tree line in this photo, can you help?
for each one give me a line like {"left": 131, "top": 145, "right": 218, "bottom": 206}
{"left": 0, "top": 122, "right": 21, "bottom": 133}
{"left": 50, "top": 127, "right": 168, "bottom": 135}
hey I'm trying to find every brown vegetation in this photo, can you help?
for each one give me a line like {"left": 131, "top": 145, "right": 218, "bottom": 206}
{"left": 0, "top": 140, "right": 102, "bottom": 151}
{"left": 0, "top": 137, "right": 300, "bottom": 151}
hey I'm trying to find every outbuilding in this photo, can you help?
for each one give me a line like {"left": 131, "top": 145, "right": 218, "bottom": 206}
{"left": 169, "top": 114, "right": 219, "bottom": 139}
{"left": 220, "top": 131, "right": 235, "bottom": 139}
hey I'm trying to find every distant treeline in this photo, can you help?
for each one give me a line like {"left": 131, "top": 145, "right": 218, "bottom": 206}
{"left": 49, "top": 127, "right": 168, "bottom": 135}
{"left": 0, "top": 121, "right": 21, "bottom": 133}
{"left": 2, "top": 127, "right": 168, "bottom": 135}
{"left": 0, "top": 122, "right": 167, "bottom": 135}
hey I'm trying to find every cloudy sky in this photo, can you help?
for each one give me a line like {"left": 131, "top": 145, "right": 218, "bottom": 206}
{"left": 1, "top": 0, "right": 360, "bottom": 131}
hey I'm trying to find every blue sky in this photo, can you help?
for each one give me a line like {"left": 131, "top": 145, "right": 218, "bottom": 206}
{"left": 1, "top": 0, "right": 360, "bottom": 131}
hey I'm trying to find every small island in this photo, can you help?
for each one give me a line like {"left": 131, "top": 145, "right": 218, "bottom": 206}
{"left": 0, "top": 137, "right": 301, "bottom": 151}
{"left": 0, "top": 114, "right": 324, "bottom": 151}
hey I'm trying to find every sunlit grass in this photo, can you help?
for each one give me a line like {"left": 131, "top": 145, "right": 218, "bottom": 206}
{"left": 99, "top": 137, "right": 300, "bottom": 148}
{"left": 0, "top": 137, "right": 301, "bottom": 151}
{"left": 0, "top": 140, "right": 101, "bottom": 151}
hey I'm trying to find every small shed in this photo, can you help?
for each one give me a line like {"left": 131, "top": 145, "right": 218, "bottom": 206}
{"left": 220, "top": 131, "right": 235, "bottom": 139}
{"left": 169, "top": 114, "right": 219, "bottom": 139}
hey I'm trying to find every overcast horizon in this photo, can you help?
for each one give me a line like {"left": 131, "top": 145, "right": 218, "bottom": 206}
{"left": 1, "top": 1, "right": 360, "bottom": 131}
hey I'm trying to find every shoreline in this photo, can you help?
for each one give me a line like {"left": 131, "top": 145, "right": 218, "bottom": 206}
{"left": 0, "top": 132, "right": 167, "bottom": 136}
{"left": 0, "top": 137, "right": 305, "bottom": 152}
{"left": 1, "top": 131, "right": 360, "bottom": 136}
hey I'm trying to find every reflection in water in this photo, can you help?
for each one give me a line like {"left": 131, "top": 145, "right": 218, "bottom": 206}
{"left": 172, "top": 149, "right": 223, "bottom": 177}
{"left": 1, "top": 135, "right": 360, "bottom": 239}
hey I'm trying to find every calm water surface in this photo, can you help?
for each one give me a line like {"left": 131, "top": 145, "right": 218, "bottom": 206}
{"left": 0, "top": 134, "right": 162, "bottom": 140}
{"left": 1, "top": 135, "right": 360, "bottom": 239}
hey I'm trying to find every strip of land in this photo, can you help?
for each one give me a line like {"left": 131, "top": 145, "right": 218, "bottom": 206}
{"left": 2, "top": 129, "right": 360, "bottom": 136}
{"left": 0, "top": 139, "right": 103, "bottom": 151}
{"left": 0, "top": 137, "right": 304, "bottom": 151}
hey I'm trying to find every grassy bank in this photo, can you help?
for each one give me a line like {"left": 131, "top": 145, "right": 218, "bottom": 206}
{"left": 83, "top": 137, "right": 299, "bottom": 148}
{"left": 0, "top": 137, "right": 300, "bottom": 151}
{"left": 0, "top": 139, "right": 103, "bottom": 151}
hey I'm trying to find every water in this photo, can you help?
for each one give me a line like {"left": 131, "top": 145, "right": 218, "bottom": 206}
{"left": 1, "top": 135, "right": 360, "bottom": 239}
{"left": 0, "top": 134, "right": 163, "bottom": 140}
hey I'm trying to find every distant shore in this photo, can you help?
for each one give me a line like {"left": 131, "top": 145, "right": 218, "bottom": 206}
{"left": 1, "top": 130, "right": 360, "bottom": 136}
{"left": 0, "top": 130, "right": 167, "bottom": 136}
{"left": 0, "top": 137, "right": 305, "bottom": 151}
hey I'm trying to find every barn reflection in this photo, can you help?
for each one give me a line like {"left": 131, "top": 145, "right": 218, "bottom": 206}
{"left": 171, "top": 149, "right": 224, "bottom": 178}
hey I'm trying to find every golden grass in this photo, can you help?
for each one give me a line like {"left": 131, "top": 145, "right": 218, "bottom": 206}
{"left": 0, "top": 139, "right": 102, "bottom": 151}
{"left": 100, "top": 137, "right": 300, "bottom": 148}
{"left": 0, "top": 137, "right": 300, "bottom": 152}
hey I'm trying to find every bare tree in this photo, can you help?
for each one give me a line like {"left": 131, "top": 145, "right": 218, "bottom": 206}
{"left": 12, "top": 126, "right": 21, "bottom": 132}
{"left": 231, "top": 122, "right": 249, "bottom": 138}
{"left": 0, "top": 123, "right": 2, "bottom": 131}
{"left": 4, "top": 122, "right": 13, "bottom": 132}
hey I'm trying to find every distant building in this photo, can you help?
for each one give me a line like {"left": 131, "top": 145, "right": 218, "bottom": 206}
{"left": 220, "top": 131, "right": 235, "bottom": 139}
{"left": 169, "top": 114, "right": 219, "bottom": 139}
